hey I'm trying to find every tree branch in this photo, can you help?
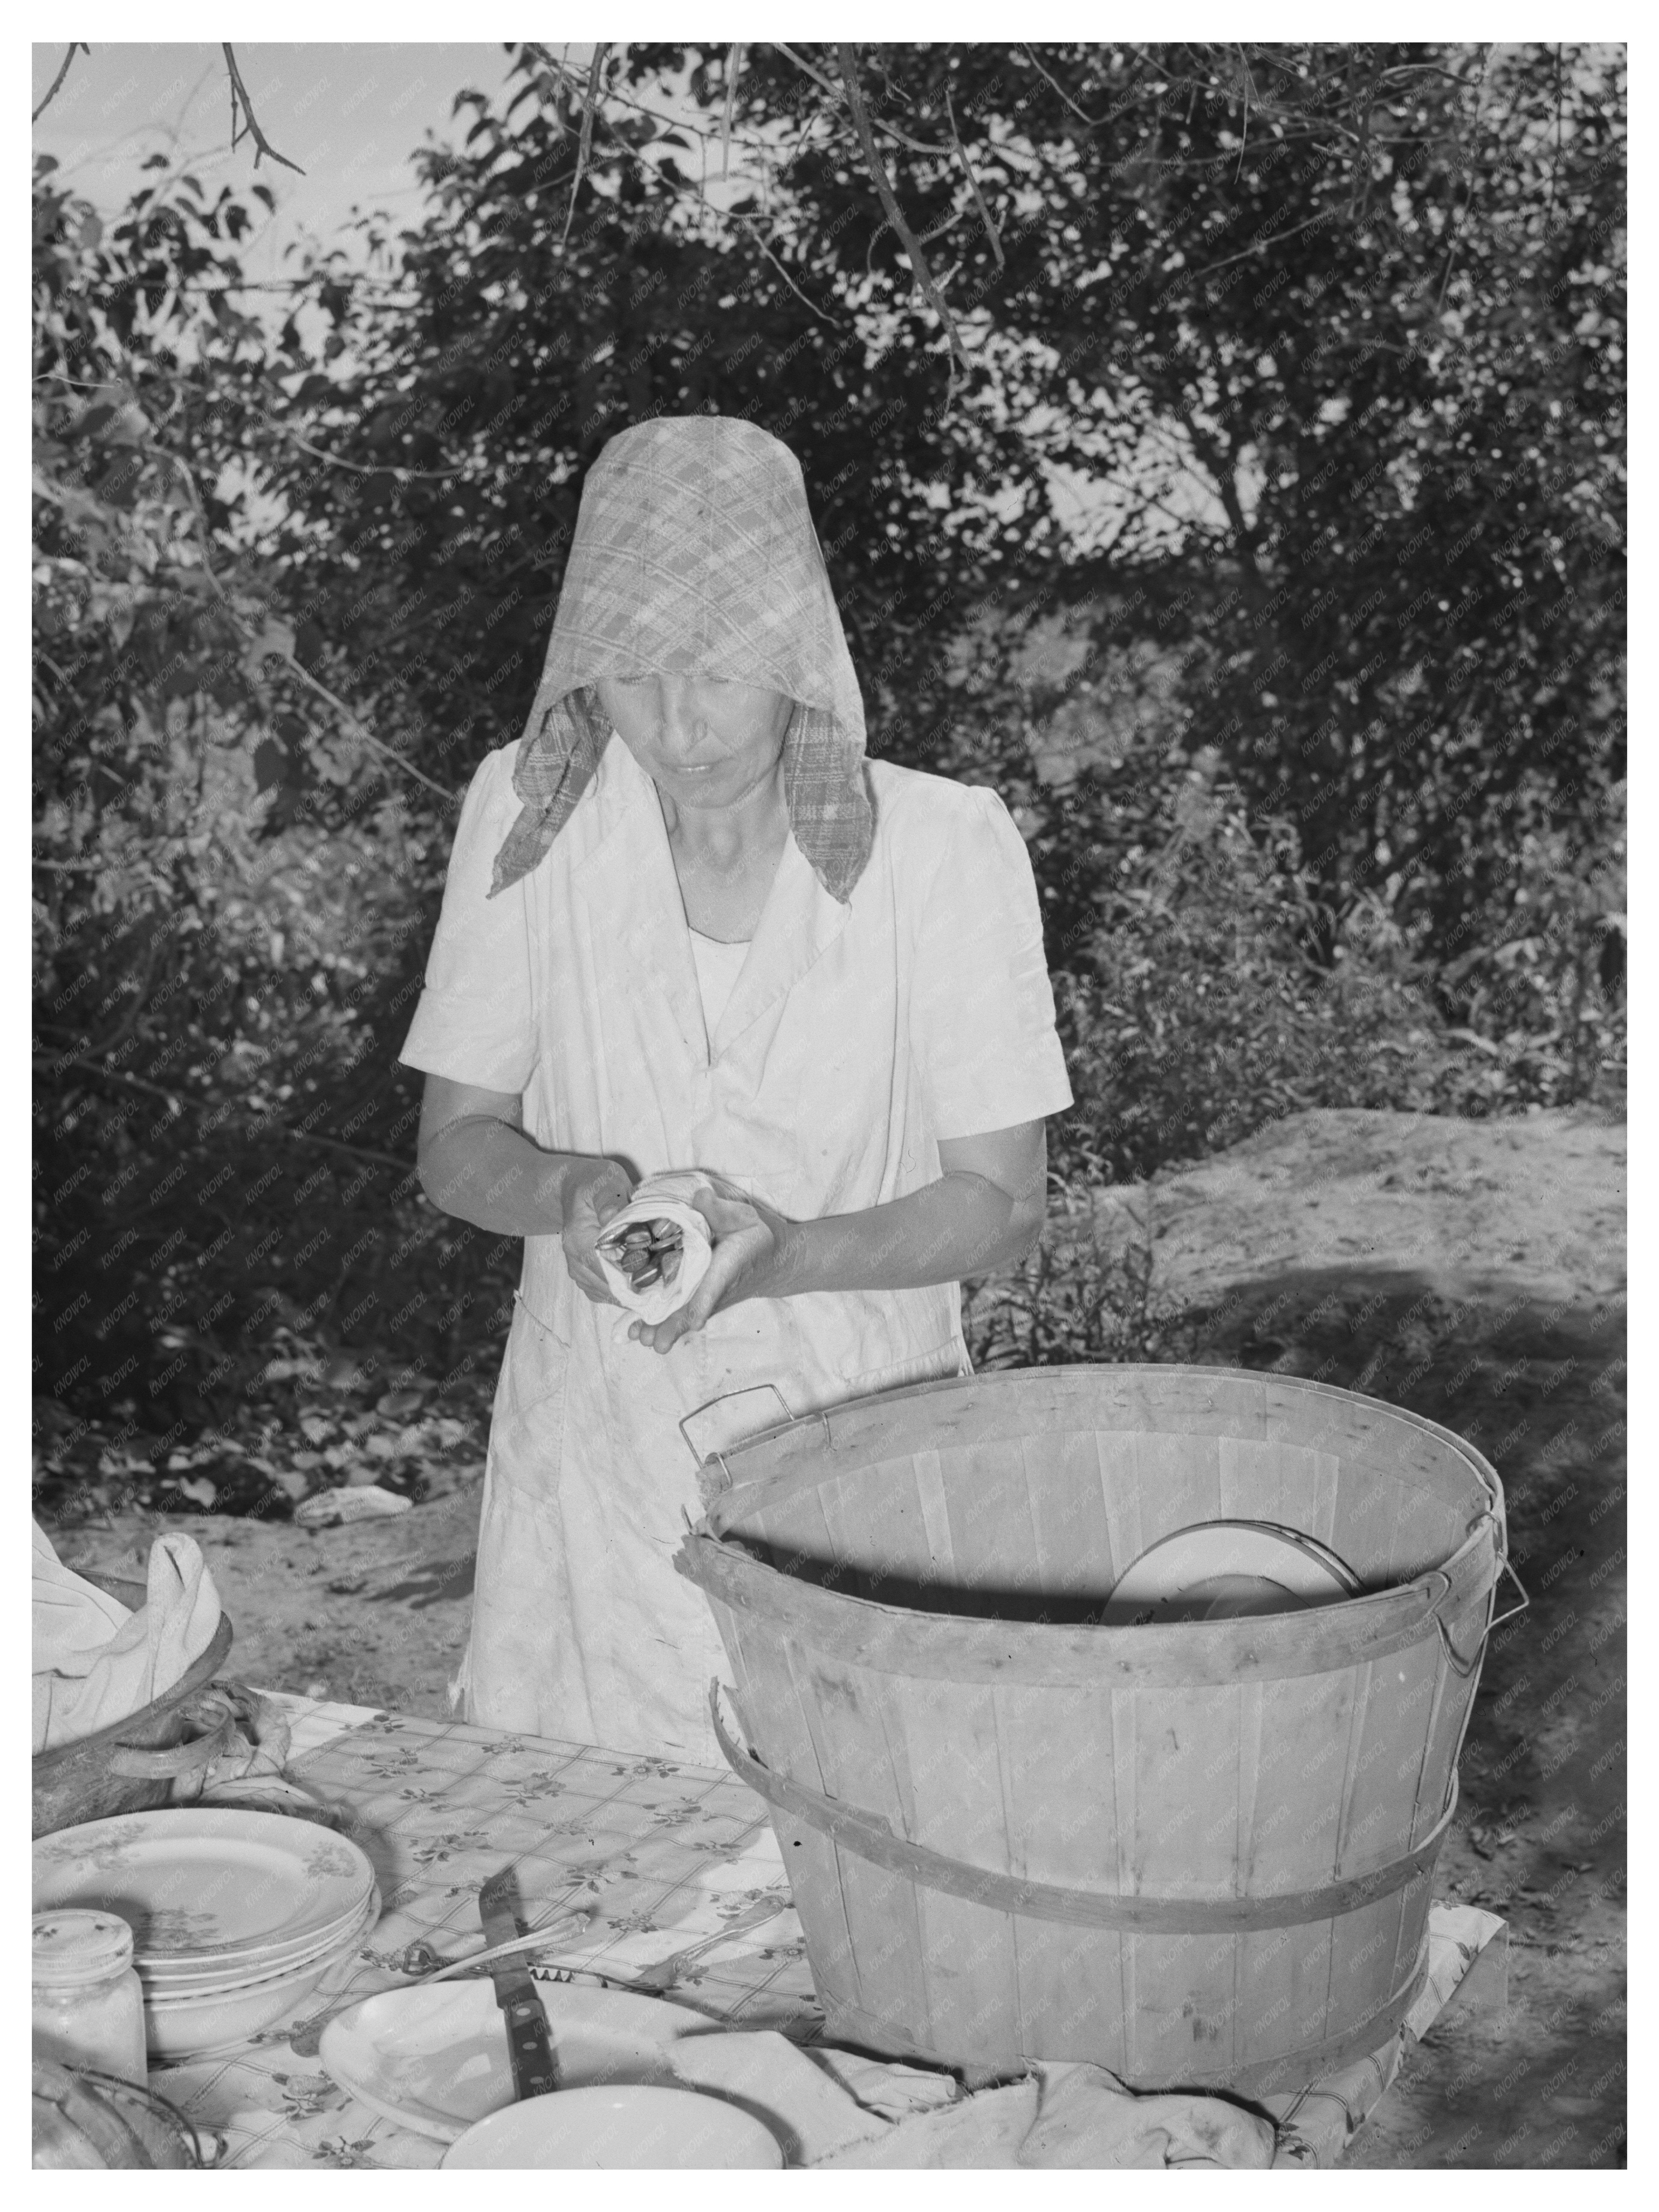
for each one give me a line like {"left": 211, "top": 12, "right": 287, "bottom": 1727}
{"left": 35, "top": 1054, "right": 184, "bottom": 1109}
{"left": 1234, "top": 43, "right": 1259, "bottom": 181}
{"left": 144, "top": 442, "right": 451, "bottom": 802}
{"left": 33, "top": 43, "right": 89, "bottom": 126}
{"left": 505, "top": 61, "right": 844, "bottom": 327}
{"left": 1435, "top": 45, "right": 1492, "bottom": 314}
{"left": 724, "top": 208, "right": 836, "bottom": 325}
{"left": 1189, "top": 207, "right": 1341, "bottom": 283}
{"left": 273, "top": 1127, "right": 413, "bottom": 1173}
{"left": 221, "top": 43, "right": 305, "bottom": 175}
{"left": 265, "top": 415, "right": 468, "bottom": 483}
{"left": 835, "top": 44, "right": 971, "bottom": 392}
{"left": 274, "top": 649, "right": 452, "bottom": 799}
{"left": 1018, "top": 44, "right": 1105, "bottom": 128}
{"left": 721, "top": 41, "right": 743, "bottom": 177}
{"left": 771, "top": 42, "right": 949, "bottom": 154}
{"left": 36, "top": 1053, "right": 413, "bottom": 1172}
{"left": 562, "top": 41, "right": 610, "bottom": 245}
{"left": 944, "top": 87, "right": 1003, "bottom": 270}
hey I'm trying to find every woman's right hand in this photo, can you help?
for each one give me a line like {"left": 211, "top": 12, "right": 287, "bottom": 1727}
{"left": 560, "top": 1158, "right": 634, "bottom": 1305}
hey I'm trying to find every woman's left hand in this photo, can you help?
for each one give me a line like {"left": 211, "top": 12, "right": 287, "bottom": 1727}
{"left": 626, "top": 1174, "right": 794, "bottom": 1354}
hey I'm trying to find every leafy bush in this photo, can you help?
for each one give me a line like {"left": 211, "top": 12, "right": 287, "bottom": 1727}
{"left": 31, "top": 157, "right": 507, "bottom": 1525}
{"left": 1429, "top": 808, "right": 1626, "bottom": 1117}
{"left": 964, "top": 1174, "right": 1196, "bottom": 1371}
{"left": 1048, "top": 754, "right": 1439, "bottom": 1184}
{"left": 31, "top": 74, "right": 1623, "bottom": 1517}
{"left": 1046, "top": 751, "right": 1625, "bottom": 1189}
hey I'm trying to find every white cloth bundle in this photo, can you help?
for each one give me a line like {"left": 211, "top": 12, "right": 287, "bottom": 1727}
{"left": 651, "top": 2036, "right": 1276, "bottom": 2168}
{"left": 32, "top": 1519, "right": 224, "bottom": 1753}
{"left": 807, "top": 2062, "right": 1277, "bottom": 2168}
{"left": 594, "top": 1168, "right": 715, "bottom": 1325}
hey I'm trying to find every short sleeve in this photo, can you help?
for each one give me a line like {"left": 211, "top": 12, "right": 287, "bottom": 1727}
{"left": 909, "top": 785, "right": 1075, "bottom": 1139}
{"left": 398, "top": 746, "right": 538, "bottom": 1093}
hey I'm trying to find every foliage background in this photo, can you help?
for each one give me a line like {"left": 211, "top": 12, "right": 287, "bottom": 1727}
{"left": 32, "top": 41, "right": 1624, "bottom": 1520}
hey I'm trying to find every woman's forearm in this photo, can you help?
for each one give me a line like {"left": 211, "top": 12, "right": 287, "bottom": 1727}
{"left": 417, "top": 1114, "right": 612, "bottom": 1237}
{"left": 769, "top": 1171, "right": 1042, "bottom": 1298}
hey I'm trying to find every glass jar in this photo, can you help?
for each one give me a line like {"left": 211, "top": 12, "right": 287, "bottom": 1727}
{"left": 32, "top": 1911, "right": 148, "bottom": 2087}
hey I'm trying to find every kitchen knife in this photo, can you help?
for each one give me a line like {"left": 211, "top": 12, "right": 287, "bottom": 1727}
{"left": 479, "top": 1868, "right": 559, "bottom": 2099}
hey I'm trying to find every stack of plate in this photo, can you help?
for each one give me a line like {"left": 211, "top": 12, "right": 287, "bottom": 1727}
{"left": 32, "top": 1808, "right": 378, "bottom": 2061}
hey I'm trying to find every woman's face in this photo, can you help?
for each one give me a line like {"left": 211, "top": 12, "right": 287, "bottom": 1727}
{"left": 595, "top": 673, "right": 794, "bottom": 810}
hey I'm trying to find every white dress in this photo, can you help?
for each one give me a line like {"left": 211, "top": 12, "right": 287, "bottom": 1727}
{"left": 688, "top": 930, "right": 750, "bottom": 1042}
{"left": 400, "top": 734, "right": 1073, "bottom": 1764}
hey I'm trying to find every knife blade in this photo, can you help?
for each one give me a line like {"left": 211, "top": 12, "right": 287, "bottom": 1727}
{"left": 479, "top": 1868, "right": 559, "bottom": 2099}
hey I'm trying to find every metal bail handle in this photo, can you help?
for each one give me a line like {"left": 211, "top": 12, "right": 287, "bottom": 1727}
{"left": 676, "top": 1383, "right": 833, "bottom": 1479}
{"left": 1436, "top": 1551, "right": 1532, "bottom": 1678}
{"left": 108, "top": 1712, "right": 237, "bottom": 1779}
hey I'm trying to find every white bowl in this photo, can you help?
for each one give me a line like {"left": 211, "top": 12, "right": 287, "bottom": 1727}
{"left": 141, "top": 1915, "right": 367, "bottom": 2062}
{"left": 441, "top": 2084, "right": 784, "bottom": 2170}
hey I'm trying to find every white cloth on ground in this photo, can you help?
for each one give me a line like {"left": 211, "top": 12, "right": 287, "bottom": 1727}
{"left": 32, "top": 1520, "right": 224, "bottom": 1753}
{"left": 807, "top": 2061, "right": 1276, "bottom": 2169}
{"left": 654, "top": 2031, "right": 1277, "bottom": 2168}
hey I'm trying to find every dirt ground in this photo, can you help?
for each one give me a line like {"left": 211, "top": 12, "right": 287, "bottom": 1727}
{"left": 57, "top": 1104, "right": 1626, "bottom": 2169}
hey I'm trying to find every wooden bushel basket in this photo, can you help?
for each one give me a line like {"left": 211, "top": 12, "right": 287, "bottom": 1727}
{"left": 33, "top": 1574, "right": 235, "bottom": 1841}
{"left": 675, "top": 1366, "right": 1522, "bottom": 2095}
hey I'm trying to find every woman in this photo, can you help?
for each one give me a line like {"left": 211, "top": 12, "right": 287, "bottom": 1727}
{"left": 402, "top": 415, "right": 1073, "bottom": 1765}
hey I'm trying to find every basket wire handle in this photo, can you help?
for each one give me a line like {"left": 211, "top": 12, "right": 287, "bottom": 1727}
{"left": 1435, "top": 1551, "right": 1531, "bottom": 1679}
{"left": 677, "top": 1383, "right": 831, "bottom": 1478}
{"left": 107, "top": 1713, "right": 238, "bottom": 1780}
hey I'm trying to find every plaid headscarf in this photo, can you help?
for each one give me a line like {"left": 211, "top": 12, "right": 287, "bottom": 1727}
{"left": 488, "top": 416, "right": 875, "bottom": 903}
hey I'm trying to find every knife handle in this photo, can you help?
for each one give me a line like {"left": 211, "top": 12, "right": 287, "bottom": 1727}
{"left": 505, "top": 1996, "right": 559, "bottom": 2098}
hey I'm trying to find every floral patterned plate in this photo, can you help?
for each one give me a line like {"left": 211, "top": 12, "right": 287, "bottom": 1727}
{"left": 32, "top": 1810, "right": 375, "bottom": 1966}
{"left": 130, "top": 1879, "right": 375, "bottom": 1990}
{"left": 140, "top": 1889, "right": 380, "bottom": 1996}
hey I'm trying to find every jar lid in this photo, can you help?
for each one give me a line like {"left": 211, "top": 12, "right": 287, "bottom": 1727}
{"left": 32, "top": 1910, "right": 135, "bottom": 1986}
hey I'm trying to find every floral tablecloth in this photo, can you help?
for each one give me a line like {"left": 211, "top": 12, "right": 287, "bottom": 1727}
{"left": 144, "top": 1695, "right": 1507, "bottom": 2170}
{"left": 151, "top": 1695, "right": 819, "bottom": 2169}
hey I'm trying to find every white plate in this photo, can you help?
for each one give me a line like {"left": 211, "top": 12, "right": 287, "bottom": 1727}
{"left": 320, "top": 1979, "right": 713, "bottom": 2144}
{"left": 441, "top": 2084, "right": 784, "bottom": 2170}
{"left": 141, "top": 1892, "right": 378, "bottom": 1999}
{"left": 138, "top": 1914, "right": 367, "bottom": 1985}
{"left": 135, "top": 1893, "right": 371, "bottom": 1986}
{"left": 1103, "top": 1520, "right": 1362, "bottom": 1624}
{"left": 33, "top": 1810, "right": 374, "bottom": 1962}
